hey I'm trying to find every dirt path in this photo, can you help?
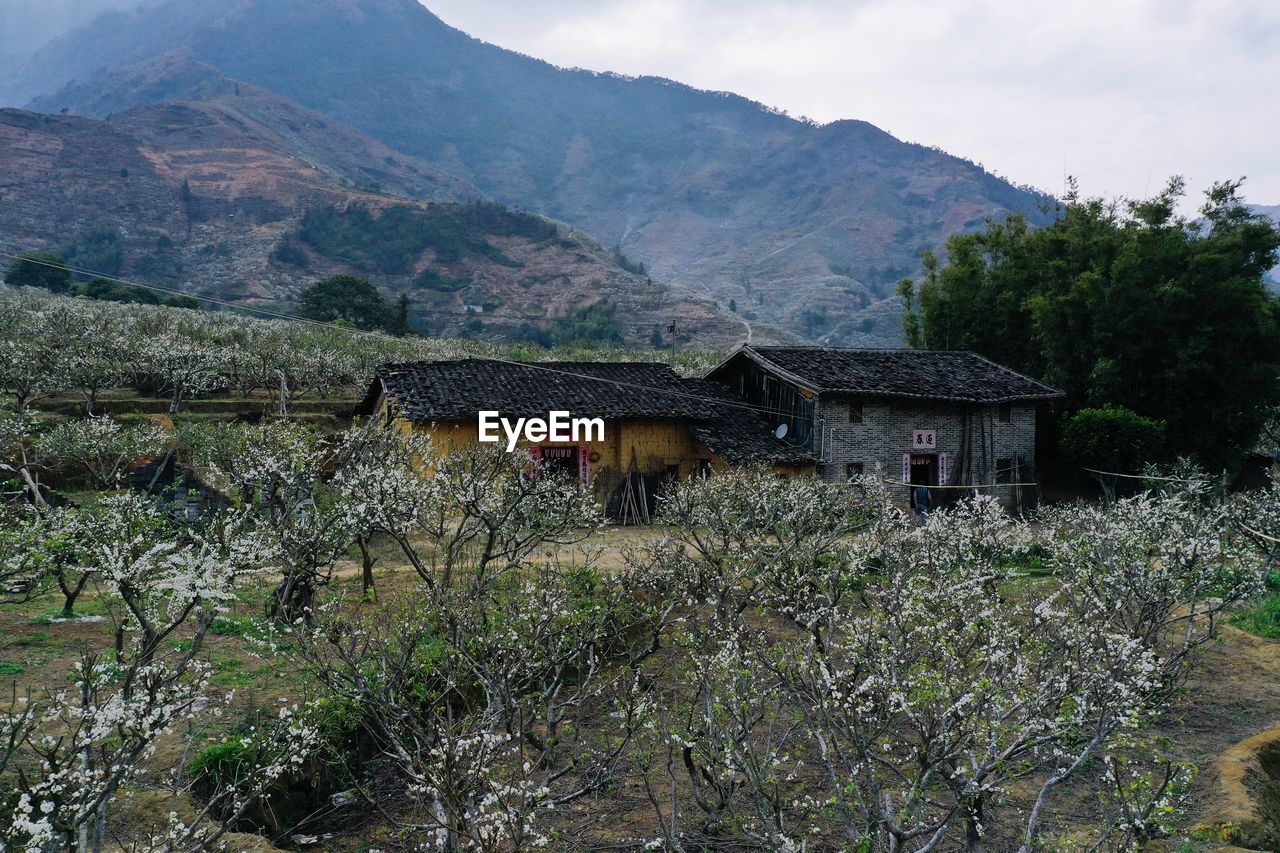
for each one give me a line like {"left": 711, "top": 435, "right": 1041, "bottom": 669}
{"left": 1172, "top": 623, "right": 1280, "bottom": 843}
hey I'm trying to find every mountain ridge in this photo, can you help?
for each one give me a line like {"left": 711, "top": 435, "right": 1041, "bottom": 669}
{"left": 0, "top": 102, "right": 742, "bottom": 346}
{"left": 5, "top": 0, "right": 1057, "bottom": 344}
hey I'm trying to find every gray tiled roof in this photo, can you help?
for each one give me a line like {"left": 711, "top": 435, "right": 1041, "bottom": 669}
{"left": 682, "top": 379, "right": 818, "bottom": 465}
{"left": 722, "top": 346, "right": 1064, "bottom": 403}
{"left": 364, "top": 359, "right": 713, "bottom": 422}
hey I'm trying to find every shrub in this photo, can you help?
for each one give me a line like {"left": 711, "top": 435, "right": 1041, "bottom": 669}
{"left": 1062, "top": 406, "right": 1166, "bottom": 499}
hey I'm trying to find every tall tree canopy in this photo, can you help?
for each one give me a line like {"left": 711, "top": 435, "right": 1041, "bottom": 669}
{"left": 4, "top": 253, "right": 73, "bottom": 293}
{"left": 898, "top": 178, "right": 1280, "bottom": 472}
{"left": 299, "top": 274, "right": 390, "bottom": 331}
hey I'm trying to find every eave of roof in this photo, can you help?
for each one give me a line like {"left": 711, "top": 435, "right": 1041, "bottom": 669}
{"left": 681, "top": 378, "right": 818, "bottom": 465}
{"left": 368, "top": 359, "right": 717, "bottom": 423}
{"left": 716, "top": 345, "right": 1065, "bottom": 404}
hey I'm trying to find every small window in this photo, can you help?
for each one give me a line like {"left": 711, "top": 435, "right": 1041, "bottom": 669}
{"left": 848, "top": 399, "right": 864, "bottom": 424}
{"left": 845, "top": 462, "right": 864, "bottom": 479}
{"left": 996, "top": 457, "right": 1014, "bottom": 485}
{"left": 997, "top": 403, "right": 1013, "bottom": 423}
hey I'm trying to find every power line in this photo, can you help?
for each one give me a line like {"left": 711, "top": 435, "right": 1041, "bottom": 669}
{"left": 1080, "top": 467, "right": 1214, "bottom": 484}
{"left": 0, "top": 249, "right": 675, "bottom": 327}
{"left": 881, "top": 480, "right": 1040, "bottom": 490}
{"left": 0, "top": 251, "right": 817, "bottom": 421}
{"left": 407, "top": 303, "right": 680, "bottom": 326}
{"left": 0, "top": 250, "right": 383, "bottom": 329}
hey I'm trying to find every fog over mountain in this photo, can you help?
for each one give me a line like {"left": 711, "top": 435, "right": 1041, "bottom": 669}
{"left": 0, "top": 0, "right": 162, "bottom": 80}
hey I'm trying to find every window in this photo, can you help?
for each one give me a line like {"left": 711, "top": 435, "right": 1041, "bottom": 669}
{"left": 996, "top": 457, "right": 1014, "bottom": 485}
{"left": 539, "top": 446, "right": 578, "bottom": 480}
{"left": 997, "top": 403, "right": 1013, "bottom": 423}
{"left": 845, "top": 462, "right": 864, "bottom": 479}
{"left": 848, "top": 399, "right": 864, "bottom": 424}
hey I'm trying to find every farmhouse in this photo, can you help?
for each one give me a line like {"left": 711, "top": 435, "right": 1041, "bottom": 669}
{"left": 707, "top": 345, "right": 1064, "bottom": 508}
{"left": 360, "top": 359, "right": 815, "bottom": 518}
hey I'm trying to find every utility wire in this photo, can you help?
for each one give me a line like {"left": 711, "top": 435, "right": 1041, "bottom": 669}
{"left": 0, "top": 249, "right": 647, "bottom": 326}
{"left": 882, "top": 480, "right": 1040, "bottom": 489}
{"left": 1080, "top": 466, "right": 1215, "bottom": 484}
{"left": 2, "top": 251, "right": 1076, "bottom": 484}
{"left": 0, "top": 250, "right": 821, "bottom": 421}
{"left": 1238, "top": 521, "right": 1280, "bottom": 544}
{"left": 0, "top": 249, "right": 395, "bottom": 328}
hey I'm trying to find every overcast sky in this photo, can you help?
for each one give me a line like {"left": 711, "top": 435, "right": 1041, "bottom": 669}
{"left": 424, "top": 0, "right": 1280, "bottom": 209}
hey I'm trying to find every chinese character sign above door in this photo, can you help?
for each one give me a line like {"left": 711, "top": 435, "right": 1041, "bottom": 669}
{"left": 912, "top": 429, "right": 937, "bottom": 450}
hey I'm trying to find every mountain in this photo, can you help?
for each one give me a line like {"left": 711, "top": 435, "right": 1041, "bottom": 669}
{"left": 8, "top": 0, "right": 1055, "bottom": 345}
{"left": 0, "top": 0, "right": 162, "bottom": 87}
{"left": 0, "top": 104, "right": 739, "bottom": 346}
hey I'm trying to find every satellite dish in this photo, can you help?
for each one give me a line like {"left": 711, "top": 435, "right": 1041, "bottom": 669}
{"left": 775, "top": 423, "right": 789, "bottom": 440}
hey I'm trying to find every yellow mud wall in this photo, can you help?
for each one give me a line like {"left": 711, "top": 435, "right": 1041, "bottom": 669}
{"left": 376, "top": 396, "right": 813, "bottom": 482}
{"left": 387, "top": 410, "right": 703, "bottom": 476}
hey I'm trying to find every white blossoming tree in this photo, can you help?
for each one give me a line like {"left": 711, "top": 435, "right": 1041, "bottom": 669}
{"left": 39, "top": 415, "right": 170, "bottom": 492}
{"left": 43, "top": 302, "right": 132, "bottom": 416}
{"left": 328, "top": 434, "right": 602, "bottom": 602}
{"left": 627, "top": 475, "right": 1265, "bottom": 852}
{"left": 278, "top": 556, "right": 653, "bottom": 851}
{"left": 139, "top": 332, "right": 224, "bottom": 415}
{"left": 0, "top": 408, "right": 50, "bottom": 508}
{"left": 0, "top": 497, "right": 311, "bottom": 851}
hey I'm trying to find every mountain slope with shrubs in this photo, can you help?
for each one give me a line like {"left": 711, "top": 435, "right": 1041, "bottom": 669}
{"left": 8, "top": 0, "right": 1054, "bottom": 344}
{"left": 0, "top": 105, "right": 739, "bottom": 346}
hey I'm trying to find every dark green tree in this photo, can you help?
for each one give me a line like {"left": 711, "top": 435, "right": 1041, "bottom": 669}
{"left": 899, "top": 178, "right": 1280, "bottom": 472}
{"left": 299, "top": 275, "right": 390, "bottom": 331}
{"left": 65, "top": 226, "right": 124, "bottom": 276}
{"left": 77, "top": 277, "right": 158, "bottom": 305}
{"left": 4, "top": 253, "right": 73, "bottom": 293}
{"left": 1061, "top": 406, "right": 1166, "bottom": 500}
{"left": 391, "top": 292, "right": 411, "bottom": 336}
{"left": 163, "top": 295, "right": 202, "bottom": 310}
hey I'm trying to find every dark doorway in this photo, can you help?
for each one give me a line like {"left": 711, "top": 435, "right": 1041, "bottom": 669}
{"left": 910, "top": 453, "right": 938, "bottom": 486}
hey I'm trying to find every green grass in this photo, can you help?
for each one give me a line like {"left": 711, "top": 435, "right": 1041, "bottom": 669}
{"left": 210, "top": 613, "right": 269, "bottom": 639}
{"left": 1228, "top": 571, "right": 1280, "bottom": 640}
{"left": 1230, "top": 596, "right": 1280, "bottom": 640}
{"left": 6, "top": 630, "right": 53, "bottom": 649}
{"left": 209, "top": 658, "right": 268, "bottom": 688}
{"left": 0, "top": 661, "right": 26, "bottom": 675}
{"left": 32, "top": 598, "right": 111, "bottom": 624}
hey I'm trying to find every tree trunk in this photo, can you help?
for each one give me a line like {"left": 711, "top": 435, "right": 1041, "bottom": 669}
{"left": 56, "top": 572, "right": 88, "bottom": 618}
{"left": 271, "top": 575, "right": 315, "bottom": 624}
{"left": 965, "top": 793, "right": 987, "bottom": 852}
{"left": 358, "top": 537, "right": 377, "bottom": 599}
{"left": 18, "top": 464, "right": 47, "bottom": 510}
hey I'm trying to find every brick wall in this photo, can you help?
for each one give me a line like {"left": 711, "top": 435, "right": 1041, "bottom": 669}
{"left": 812, "top": 395, "right": 1038, "bottom": 506}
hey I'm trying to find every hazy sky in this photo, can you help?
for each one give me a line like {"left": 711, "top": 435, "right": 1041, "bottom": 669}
{"left": 424, "top": 0, "right": 1280, "bottom": 208}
